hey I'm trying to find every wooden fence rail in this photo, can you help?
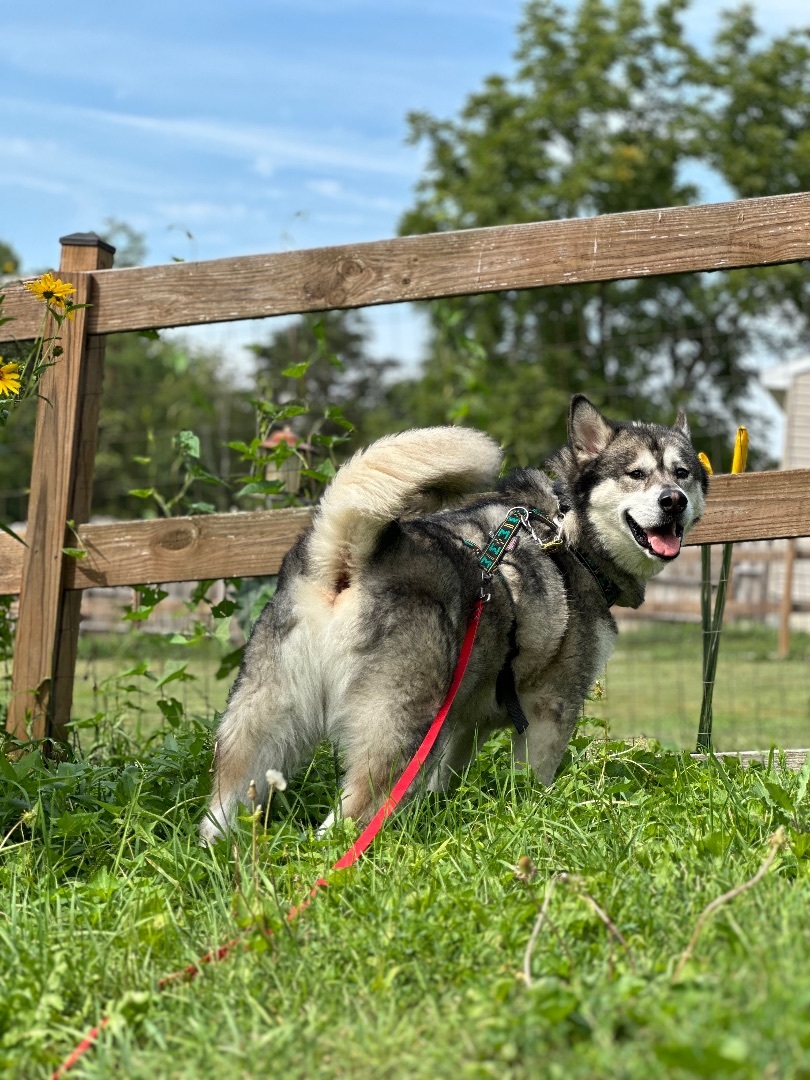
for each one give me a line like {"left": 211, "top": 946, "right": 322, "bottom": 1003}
{"left": 1, "top": 191, "right": 809, "bottom": 742}
{"left": 0, "top": 472, "right": 809, "bottom": 596}
{"left": 3, "top": 192, "right": 810, "bottom": 340}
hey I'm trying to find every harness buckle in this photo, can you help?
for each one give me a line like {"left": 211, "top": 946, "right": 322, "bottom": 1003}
{"left": 480, "top": 569, "right": 492, "bottom": 602}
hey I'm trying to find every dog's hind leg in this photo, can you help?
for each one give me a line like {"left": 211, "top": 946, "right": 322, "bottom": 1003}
{"left": 335, "top": 651, "right": 455, "bottom": 824}
{"left": 424, "top": 686, "right": 495, "bottom": 793}
{"left": 337, "top": 717, "right": 422, "bottom": 826}
{"left": 202, "top": 703, "right": 309, "bottom": 844}
{"left": 201, "top": 654, "right": 321, "bottom": 844}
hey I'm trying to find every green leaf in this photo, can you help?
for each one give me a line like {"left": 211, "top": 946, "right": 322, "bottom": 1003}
{"left": 762, "top": 779, "right": 795, "bottom": 815}
{"left": 323, "top": 405, "right": 355, "bottom": 431}
{"left": 61, "top": 547, "right": 87, "bottom": 560}
{"left": 282, "top": 361, "right": 311, "bottom": 378}
{"left": 274, "top": 404, "right": 307, "bottom": 421}
{"left": 0, "top": 521, "right": 27, "bottom": 546}
{"left": 173, "top": 430, "right": 200, "bottom": 458}
{"left": 653, "top": 1042, "right": 747, "bottom": 1076}
{"left": 210, "top": 598, "right": 237, "bottom": 619}
{"left": 235, "top": 480, "right": 285, "bottom": 498}
{"left": 123, "top": 585, "right": 169, "bottom": 621}
{"left": 302, "top": 460, "right": 336, "bottom": 483}
{"left": 227, "top": 440, "right": 259, "bottom": 457}
{"left": 157, "top": 697, "right": 184, "bottom": 728}
{"left": 215, "top": 647, "right": 243, "bottom": 680}
{"left": 155, "top": 661, "right": 195, "bottom": 690}
{"left": 795, "top": 754, "right": 810, "bottom": 808}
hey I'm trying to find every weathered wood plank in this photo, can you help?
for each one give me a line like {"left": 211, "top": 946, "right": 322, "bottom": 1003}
{"left": 50, "top": 236, "right": 116, "bottom": 736}
{"left": 0, "top": 470, "right": 808, "bottom": 596}
{"left": 691, "top": 749, "right": 808, "bottom": 771}
{"left": 3, "top": 192, "right": 810, "bottom": 341}
{"left": 63, "top": 506, "right": 314, "bottom": 588}
{"left": 8, "top": 241, "right": 103, "bottom": 739}
{"left": 685, "top": 471, "right": 810, "bottom": 546}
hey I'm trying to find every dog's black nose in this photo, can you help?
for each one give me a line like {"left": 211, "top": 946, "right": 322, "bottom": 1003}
{"left": 658, "top": 487, "right": 687, "bottom": 513}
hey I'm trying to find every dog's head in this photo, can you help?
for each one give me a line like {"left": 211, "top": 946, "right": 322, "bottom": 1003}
{"left": 564, "top": 395, "right": 710, "bottom": 580}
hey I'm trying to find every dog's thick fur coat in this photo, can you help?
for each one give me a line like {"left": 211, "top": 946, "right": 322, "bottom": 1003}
{"left": 201, "top": 396, "right": 708, "bottom": 843}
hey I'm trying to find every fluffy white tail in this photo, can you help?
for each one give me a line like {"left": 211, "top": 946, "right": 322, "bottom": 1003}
{"left": 309, "top": 427, "right": 502, "bottom": 590}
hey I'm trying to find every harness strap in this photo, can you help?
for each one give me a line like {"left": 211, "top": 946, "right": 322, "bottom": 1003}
{"left": 469, "top": 504, "right": 619, "bottom": 735}
{"left": 495, "top": 620, "right": 529, "bottom": 735}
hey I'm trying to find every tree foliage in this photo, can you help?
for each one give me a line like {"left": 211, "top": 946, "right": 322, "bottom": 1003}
{"left": 93, "top": 333, "right": 254, "bottom": 518}
{"left": 397, "top": 0, "right": 810, "bottom": 467}
{"left": 250, "top": 309, "right": 398, "bottom": 440}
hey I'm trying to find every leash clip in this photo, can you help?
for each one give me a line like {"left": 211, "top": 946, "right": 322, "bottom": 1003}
{"left": 480, "top": 570, "right": 491, "bottom": 603}
{"left": 523, "top": 505, "right": 566, "bottom": 551}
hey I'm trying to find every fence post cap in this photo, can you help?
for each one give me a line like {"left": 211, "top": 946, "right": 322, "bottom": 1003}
{"left": 59, "top": 232, "right": 116, "bottom": 255}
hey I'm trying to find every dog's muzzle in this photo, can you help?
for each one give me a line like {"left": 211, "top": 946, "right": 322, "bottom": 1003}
{"left": 657, "top": 486, "right": 687, "bottom": 514}
{"left": 626, "top": 504, "right": 685, "bottom": 560}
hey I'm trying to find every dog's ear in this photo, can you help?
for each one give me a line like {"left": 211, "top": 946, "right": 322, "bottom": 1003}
{"left": 569, "top": 395, "right": 614, "bottom": 462}
{"left": 674, "top": 409, "right": 690, "bottom": 437}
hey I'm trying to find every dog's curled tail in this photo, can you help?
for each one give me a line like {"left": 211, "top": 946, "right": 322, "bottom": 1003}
{"left": 309, "top": 426, "right": 502, "bottom": 590}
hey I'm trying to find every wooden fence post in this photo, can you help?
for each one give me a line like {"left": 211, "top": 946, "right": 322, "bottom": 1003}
{"left": 8, "top": 233, "right": 115, "bottom": 742}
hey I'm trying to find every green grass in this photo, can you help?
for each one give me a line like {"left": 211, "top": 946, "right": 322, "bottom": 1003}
{"left": 1, "top": 726, "right": 810, "bottom": 1078}
{"left": 70, "top": 632, "right": 229, "bottom": 740}
{"left": 587, "top": 622, "right": 810, "bottom": 751}
{"left": 53, "top": 620, "right": 810, "bottom": 753}
{"left": 1, "top": 622, "right": 810, "bottom": 1077}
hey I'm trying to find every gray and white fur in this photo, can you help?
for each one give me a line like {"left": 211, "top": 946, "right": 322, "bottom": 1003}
{"left": 201, "top": 395, "right": 708, "bottom": 843}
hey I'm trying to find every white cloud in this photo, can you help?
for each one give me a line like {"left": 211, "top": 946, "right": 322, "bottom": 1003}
{"left": 0, "top": 97, "right": 416, "bottom": 180}
{"left": 306, "top": 179, "right": 402, "bottom": 212}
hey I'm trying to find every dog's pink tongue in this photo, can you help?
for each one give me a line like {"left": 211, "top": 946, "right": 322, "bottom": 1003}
{"left": 647, "top": 528, "right": 681, "bottom": 557}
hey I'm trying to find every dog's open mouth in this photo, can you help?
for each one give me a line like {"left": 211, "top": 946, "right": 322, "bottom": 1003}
{"left": 626, "top": 513, "right": 683, "bottom": 560}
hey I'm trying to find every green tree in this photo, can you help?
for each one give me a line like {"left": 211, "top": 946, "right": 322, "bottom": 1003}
{"left": 0, "top": 328, "right": 254, "bottom": 523}
{"left": 0, "top": 242, "right": 20, "bottom": 277}
{"left": 241, "top": 311, "right": 400, "bottom": 504}
{"left": 397, "top": 0, "right": 810, "bottom": 467}
{"left": 250, "top": 309, "right": 398, "bottom": 446}
{"left": 93, "top": 333, "right": 254, "bottom": 518}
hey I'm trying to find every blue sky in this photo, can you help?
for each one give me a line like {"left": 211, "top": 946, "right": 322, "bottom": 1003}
{"left": 3, "top": 0, "right": 808, "bottom": 389}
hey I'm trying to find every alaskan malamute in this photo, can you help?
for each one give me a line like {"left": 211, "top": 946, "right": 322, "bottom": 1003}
{"left": 201, "top": 395, "right": 708, "bottom": 843}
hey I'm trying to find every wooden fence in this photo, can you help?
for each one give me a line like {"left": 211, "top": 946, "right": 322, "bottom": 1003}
{"left": 619, "top": 541, "right": 810, "bottom": 656}
{"left": 2, "top": 191, "right": 810, "bottom": 743}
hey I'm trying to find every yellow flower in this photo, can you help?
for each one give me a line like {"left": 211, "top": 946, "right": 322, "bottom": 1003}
{"left": 731, "top": 427, "right": 748, "bottom": 474}
{"left": 0, "top": 360, "right": 22, "bottom": 398}
{"left": 697, "top": 452, "right": 713, "bottom": 476}
{"left": 24, "top": 271, "right": 76, "bottom": 308}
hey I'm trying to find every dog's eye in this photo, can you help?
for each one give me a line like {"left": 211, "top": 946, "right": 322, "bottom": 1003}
{"left": 674, "top": 467, "right": 690, "bottom": 480}
{"left": 627, "top": 469, "right": 646, "bottom": 481}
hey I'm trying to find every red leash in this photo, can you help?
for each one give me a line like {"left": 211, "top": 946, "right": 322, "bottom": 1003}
{"left": 51, "top": 598, "right": 485, "bottom": 1077}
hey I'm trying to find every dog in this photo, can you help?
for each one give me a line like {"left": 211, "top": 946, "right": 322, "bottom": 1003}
{"left": 201, "top": 395, "right": 708, "bottom": 843}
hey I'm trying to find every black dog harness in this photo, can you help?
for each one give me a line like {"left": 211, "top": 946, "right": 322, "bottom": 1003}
{"left": 463, "top": 505, "right": 620, "bottom": 735}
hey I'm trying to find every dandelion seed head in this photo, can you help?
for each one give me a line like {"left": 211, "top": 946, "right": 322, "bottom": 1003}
{"left": 514, "top": 855, "right": 537, "bottom": 883}
{"left": 265, "top": 769, "right": 287, "bottom": 792}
